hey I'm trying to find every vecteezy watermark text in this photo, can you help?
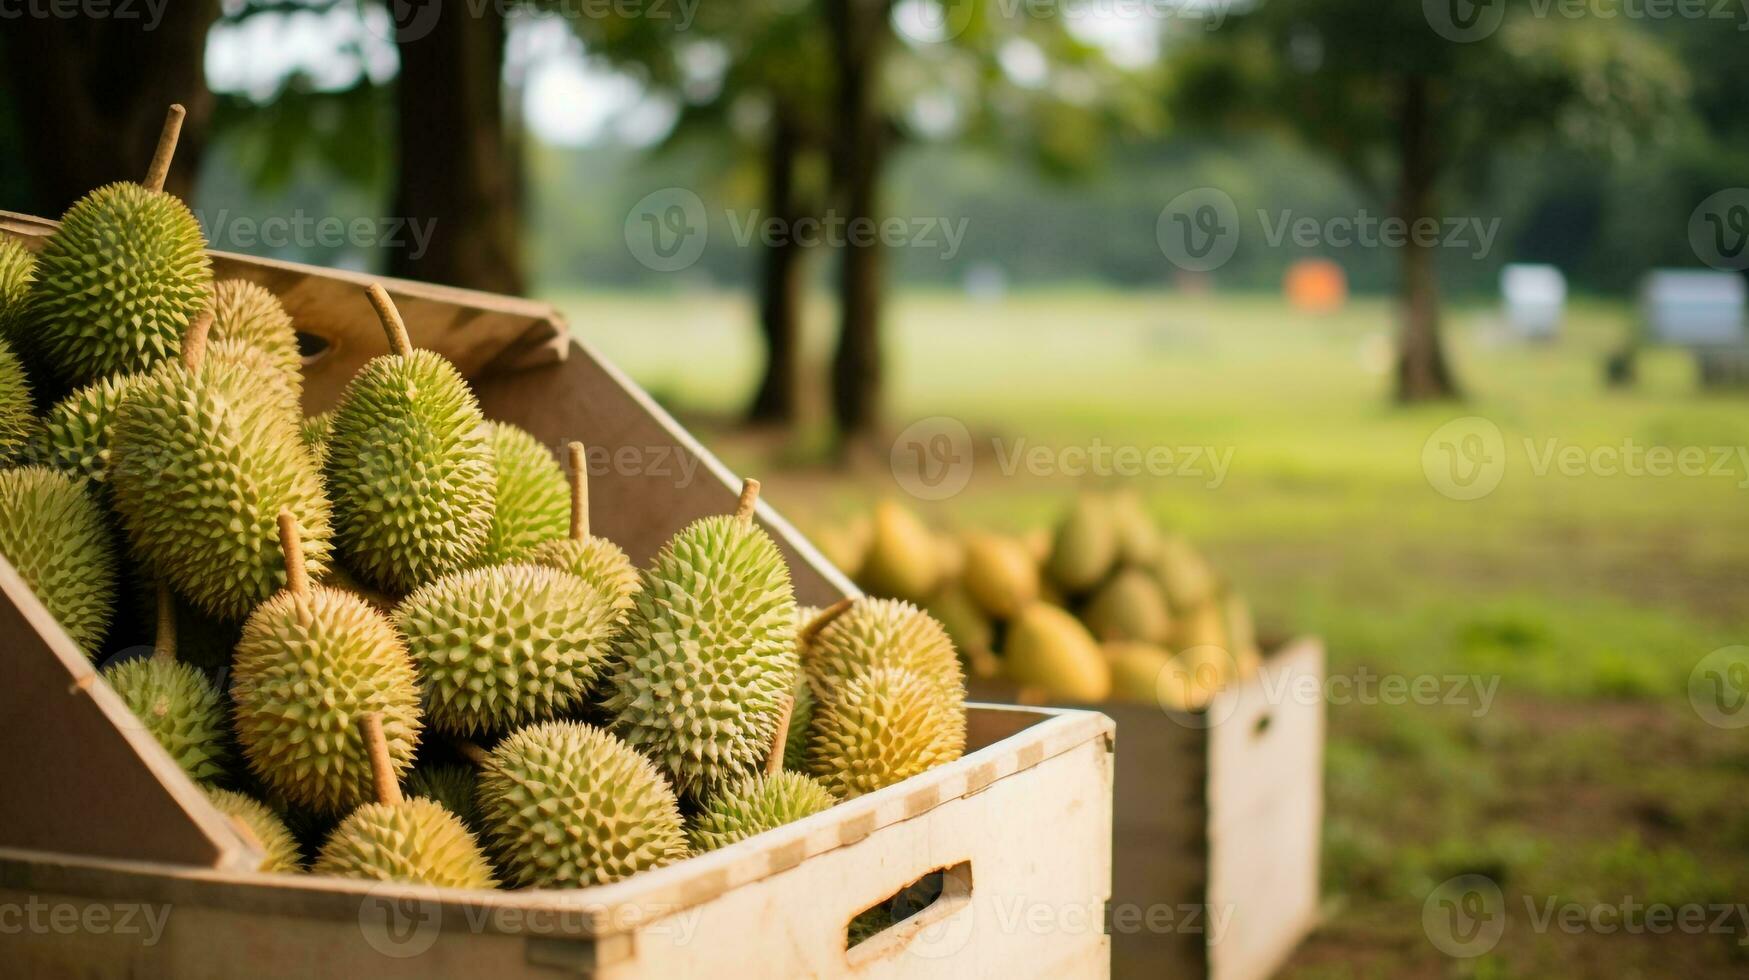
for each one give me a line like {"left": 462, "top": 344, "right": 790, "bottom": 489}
{"left": 196, "top": 210, "right": 437, "bottom": 262}
{"left": 1421, "top": 417, "right": 1749, "bottom": 501}
{"left": 369, "top": 0, "right": 699, "bottom": 44}
{"left": 0, "top": 897, "right": 171, "bottom": 946}
{"left": 1423, "top": 874, "right": 1749, "bottom": 959}
{"left": 0, "top": 0, "right": 167, "bottom": 29}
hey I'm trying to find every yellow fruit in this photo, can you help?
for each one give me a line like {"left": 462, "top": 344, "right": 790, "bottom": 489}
{"left": 1004, "top": 603, "right": 1110, "bottom": 702}
{"left": 1157, "top": 652, "right": 1222, "bottom": 712}
{"left": 1082, "top": 568, "right": 1171, "bottom": 645}
{"left": 1153, "top": 535, "right": 1217, "bottom": 613}
{"left": 1173, "top": 599, "right": 1229, "bottom": 655}
{"left": 925, "top": 583, "right": 996, "bottom": 677}
{"left": 1224, "top": 591, "right": 1262, "bottom": 681}
{"left": 1111, "top": 491, "right": 1162, "bottom": 566}
{"left": 1045, "top": 494, "right": 1119, "bottom": 595}
{"left": 856, "top": 500, "right": 940, "bottom": 602}
{"left": 1104, "top": 642, "right": 1174, "bottom": 705}
{"left": 960, "top": 532, "right": 1039, "bottom": 620}
{"left": 812, "top": 516, "right": 871, "bottom": 578}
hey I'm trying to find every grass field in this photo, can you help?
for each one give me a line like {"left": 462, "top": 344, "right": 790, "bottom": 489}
{"left": 558, "top": 288, "right": 1749, "bottom": 976}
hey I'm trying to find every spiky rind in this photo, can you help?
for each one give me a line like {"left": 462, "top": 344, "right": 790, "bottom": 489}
{"left": 805, "top": 598, "right": 964, "bottom": 705}
{"left": 314, "top": 798, "right": 495, "bottom": 889}
{"left": 231, "top": 584, "right": 422, "bottom": 816}
{"left": 0, "top": 237, "right": 35, "bottom": 344}
{"left": 211, "top": 279, "right": 301, "bottom": 381}
{"left": 111, "top": 358, "right": 332, "bottom": 621}
{"left": 605, "top": 515, "right": 797, "bottom": 798}
{"left": 35, "top": 373, "right": 145, "bottom": 492}
{"left": 300, "top": 410, "right": 334, "bottom": 467}
{"left": 805, "top": 667, "right": 966, "bottom": 800}
{"left": 208, "top": 337, "right": 302, "bottom": 420}
{"left": 325, "top": 349, "right": 494, "bottom": 592}
{"left": 0, "top": 466, "right": 116, "bottom": 657}
{"left": 478, "top": 721, "right": 687, "bottom": 889}
{"left": 480, "top": 423, "right": 568, "bottom": 564}
{"left": 406, "top": 764, "right": 484, "bottom": 835}
{"left": 103, "top": 655, "right": 230, "bottom": 783}
{"left": 687, "top": 770, "right": 836, "bottom": 852}
{"left": 396, "top": 563, "right": 617, "bottom": 735}
{"left": 784, "top": 669, "right": 815, "bottom": 772}
{"left": 0, "top": 338, "right": 34, "bottom": 464}
{"left": 527, "top": 536, "right": 639, "bottom": 620}
{"left": 29, "top": 182, "right": 213, "bottom": 386}
{"left": 207, "top": 788, "right": 303, "bottom": 873}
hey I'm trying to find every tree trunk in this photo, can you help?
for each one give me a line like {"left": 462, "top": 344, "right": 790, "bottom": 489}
{"left": 747, "top": 111, "right": 808, "bottom": 425}
{"left": 389, "top": 8, "right": 524, "bottom": 294}
{"left": 1393, "top": 75, "right": 1460, "bottom": 402}
{"left": 1, "top": 3, "right": 219, "bottom": 216}
{"left": 827, "top": 0, "right": 892, "bottom": 440}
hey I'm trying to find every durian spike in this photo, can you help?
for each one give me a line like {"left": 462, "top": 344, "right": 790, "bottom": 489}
{"left": 152, "top": 582, "right": 176, "bottom": 664}
{"left": 144, "top": 104, "right": 186, "bottom": 194}
{"left": 365, "top": 284, "right": 413, "bottom": 357}
{"left": 734, "top": 479, "right": 761, "bottom": 528}
{"left": 180, "top": 306, "right": 214, "bottom": 373}
{"left": 798, "top": 598, "right": 853, "bottom": 651}
{"left": 276, "top": 511, "right": 310, "bottom": 599}
{"left": 362, "top": 712, "right": 401, "bottom": 807}
{"left": 765, "top": 695, "right": 794, "bottom": 777}
{"left": 567, "top": 442, "right": 589, "bottom": 540}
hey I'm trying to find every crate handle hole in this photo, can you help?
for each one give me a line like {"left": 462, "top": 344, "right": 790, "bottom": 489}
{"left": 1253, "top": 713, "right": 1273, "bottom": 738}
{"left": 844, "top": 860, "right": 974, "bottom": 963}
{"left": 297, "top": 330, "right": 333, "bottom": 366}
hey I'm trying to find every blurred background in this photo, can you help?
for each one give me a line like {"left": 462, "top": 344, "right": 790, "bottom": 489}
{"left": 4, "top": 0, "right": 1748, "bottom": 975}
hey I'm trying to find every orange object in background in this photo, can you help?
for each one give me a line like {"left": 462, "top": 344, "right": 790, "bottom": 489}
{"left": 1285, "top": 258, "right": 1348, "bottom": 312}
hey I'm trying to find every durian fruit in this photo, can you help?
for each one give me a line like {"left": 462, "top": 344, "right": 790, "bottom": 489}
{"left": 1224, "top": 591, "right": 1262, "bottom": 681}
{"left": 1158, "top": 650, "right": 1224, "bottom": 713}
{"left": 110, "top": 311, "right": 333, "bottom": 621}
{"left": 102, "top": 584, "right": 230, "bottom": 783}
{"left": 688, "top": 771, "right": 836, "bottom": 852}
{"left": 1176, "top": 643, "right": 1237, "bottom": 698}
{"left": 324, "top": 285, "right": 495, "bottom": 592}
{"left": 300, "top": 410, "right": 334, "bottom": 466}
{"left": 208, "top": 337, "right": 302, "bottom": 421}
{"left": 480, "top": 422, "right": 569, "bottom": 563}
{"left": 0, "top": 465, "right": 116, "bottom": 658}
{"left": 803, "top": 598, "right": 962, "bottom": 706}
{"left": 782, "top": 666, "right": 816, "bottom": 772}
{"left": 477, "top": 720, "right": 687, "bottom": 888}
{"left": 232, "top": 513, "right": 422, "bottom": 816}
{"left": 0, "top": 338, "right": 34, "bottom": 464}
{"left": 1173, "top": 599, "right": 1229, "bottom": 655}
{"left": 1111, "top": 491, "right": 1163, "bottom": 567}
{"left": 210, "top": 279, "right": 301, "bottom": 382}
{"left": 315, "top": 562, "right": 399, "bottom": 617}
{"left": 27, "top": 106, "right": 213, "bottom": 387}
{"left": 207, "top": 788, "right": 302, "bottom": 873}
{"left": 0, "top": 236, "right": 35, "bottom": 344}
{"left": 856, "top": 500, "right": 941, "bottom": 603}
{"left": 1083, "top": 568, "right": 1172, "bottom": 645}
{"left": 925, "top": 583, "right": 998, "bottom": 679}
{"left": 1103, "top": 642, "right": 1174, "bottom": 705}
{"left": 527, "top": 442, "right": 640, "bottom": 622}
{"left": 1153, "top": 535, "right": 1217, "bottom": 613}
{"left": 960, "top": 532, "right": 1039, "bottom": 621}
{"left": 606, "top": 479, "right": 798, "bottom": 798}
{"left": 313, "top": 713, "right": 495, "bottom": 889}
{"left": 933, "top": 532, "right": 966, "bottom": 581}
{"left": 35, "top": 373, "right": 145, "bottom": 493}
{"left": 812, "top": 514, "right": 871, "bottom": 579}
{"left": 806, "top": 665, "right": 966, "bottom": 799}
{"left": 1004, "top": 603, "right": 1111, "bottom": 702}
{"left": 396, "top": 562, "right": 617, "bottom": 735}
{"left": 1046, "top": 494, "right": 1119, "bottom": 596}
{"left": 406, "top": 764, "right": 484, "bottom": 835}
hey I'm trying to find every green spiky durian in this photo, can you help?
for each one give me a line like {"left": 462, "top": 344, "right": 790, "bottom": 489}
{"left": 0, "top": 237, "right": 35, "bottom": 344}
{"left": 0, "top": 466, "right": 116, "bottom": 657}
{"left": 805, "top": 666, "right": 966, "bottom": 800}
{"left": 784, "top": 667, "right": 815, "bottom": 772}
{"left": 27, "top": 107, "right": 212, "bottom": 387}
{"left": 527, "top": 442, "right": 639, "bottom": 621}
{"left": 395, "top": 563, "right": 617, "bottom": 735}
{"left": 231, "top": 514, "right": 422, "bottom": 816}
{"left": 406, "top": 764, "right": 484, "bottom": 835}
{"left": 207, "top": 788, "right": 302, "bottom": 873}
{"left": 478, "top": 721, "right": 687, "bottom": 889}
{"left": 110, "top": 318, "right": 333, "bottom": 621}
{"left": 605, "top": 481, "right": 797, "bottom": 798}
{"left": 687, "top": 770, "right": 836, "bottom": 852}
{"left": 324, "top": 285, "right": 494, "bottom": 592}
{"left": 208, "top": 337, "right": 302, "bottom": 420}
{"left": 35, "top": 373, "right": 145, "bottom": 492}
{"left": 0, "top": 337, "right": 35, "bottom": 465}
{"left": 103, "top": 585, "right": 230, "bottom": 783}
{"left": 480, "top": 422, "right": 568, "bottom": 563}
{"left": 300, "top": 410, "right": 333, "bottom": 466}
{"left": 211, "top": 278, "right": 301, "bottom": 381}
{"left": 313, "top": 714, "right": 494, "bottom": 889}
{"left": 803, "top": 598, "right": 963, "bottom": 706}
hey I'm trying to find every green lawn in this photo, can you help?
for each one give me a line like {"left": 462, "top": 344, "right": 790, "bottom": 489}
{"left": 558, "top": 287, "right": 1749, "bottom": 977}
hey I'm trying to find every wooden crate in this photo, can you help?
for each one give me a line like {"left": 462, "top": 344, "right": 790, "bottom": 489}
{"left": 974, "top": 639, "right": 1324, "bottom": 980}
{"left": 0, "top": 214, "right": 1117, "bottom": 978}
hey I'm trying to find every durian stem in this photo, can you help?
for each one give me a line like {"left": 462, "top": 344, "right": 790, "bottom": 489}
{"left": 366, "top": 284, "right": 414, "bottom": 357}
{"left": 734, "top": 479, "right": 761, "bottom": 528}
{"left": 151, "top": 583, "right": 176, "bottom": 664}
{"left": 798, "top": 598, "right": 854, "bottom": 651}
{"left": 363, "top": 713, "right": 401, "bottom": 807}
{"left": 765, "top": 694, "right": 795, "bottom": 777}
{"left": 180, "top": 306, "right": 214, "bottom": 373}
{"left": 277, "top": 511, "right": 309, "bottom": 598}
{"left": 452, "top": 738, "right": 494, "bottom": 770}
{"left": 144, "top": 104, "right": 186, "bottom": 194}
{"left": 567, "top": 442, "right": 589, "bottom": 540}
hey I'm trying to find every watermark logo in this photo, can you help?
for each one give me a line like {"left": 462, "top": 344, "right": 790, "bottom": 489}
{"left": 357, "top": 887, "right": 442, "bottom": 958}
{"left": 1423, "top": 874, "right": 1507, "bottom": 957}
{"left": 365, "top": 0, "right": 444, "bottom": 43}
{"left": 1690, "top": 646, "right": 1749, "bottom": 730}
{"left": 891, "top": 416, "right": 976, "bottom": 501}
{"left": 1424, "top": 0, "right": 1506, "bottom": 41}
{"left": 1423, "top": 417, "right": 1507, "bottom": 500}
{"left": 625, "top": 188, "right": 709, "bottom": 273}
{"left": 1690, "top": 188, "right": 1749, "bottom": 272}
{"left": 893, "top": 0, "right": 979, "bottom": 43}
{"left": 1157, "top": 188, "right": 1240, "bottom": 274}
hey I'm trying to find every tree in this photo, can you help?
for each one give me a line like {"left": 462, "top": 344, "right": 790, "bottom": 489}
{"left": 1170, "top": 2, "right": 1687, "bottom": 401}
